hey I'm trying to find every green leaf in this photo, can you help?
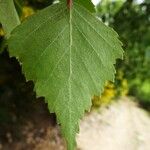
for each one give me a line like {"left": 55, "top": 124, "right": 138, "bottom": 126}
{"left": 0, "top": 0, "right": 20, "bottom": 38}
{"left": 8, "top": 1, "right": 123, "bottom": 150}
{"left": 14, "top": 0, "right": 24, "bottom": 17}
{"left": 59, "top": 0, "right": 96, "bottom": 13}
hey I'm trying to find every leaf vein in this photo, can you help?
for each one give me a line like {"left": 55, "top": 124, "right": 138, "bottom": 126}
{"left": 73, "top": 22, "right": 105, "bottom": 66}
{"left": 31, "top": 25, "right": 68, "bottom": 74}
{"left": 74, "top": 7, "right": 115, "bottom": 51}
{"left": 23, "top": 5, "right": 66, "bottom": 42}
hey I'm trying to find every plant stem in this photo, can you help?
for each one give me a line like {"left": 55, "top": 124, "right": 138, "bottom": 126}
{"left": 67, "top": 0, "right": 72, "bottom": 8}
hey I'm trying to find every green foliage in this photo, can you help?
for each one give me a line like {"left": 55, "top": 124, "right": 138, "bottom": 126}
{"left": 13, "top": 0, "right": 24, "bottom": 16}
{"left": 97, "top": 0, "right": 150, "bottom": 102}
{"left": 0, "top": 0, "right": 20, "bottom": 38}
{"left": 8, "top": 1, "right": 123, "bottom": 149}
{"left": 75, "top": 0, "right": 95, "bottom": 12}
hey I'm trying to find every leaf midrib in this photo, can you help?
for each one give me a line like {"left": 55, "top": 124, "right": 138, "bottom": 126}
{"left": 68, "top": 5, "right": 73, "bottom": 138}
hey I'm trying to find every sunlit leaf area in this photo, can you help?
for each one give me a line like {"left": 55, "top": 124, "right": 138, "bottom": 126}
{"left": 0, "top": 0, "right": 149, "bottom": 150}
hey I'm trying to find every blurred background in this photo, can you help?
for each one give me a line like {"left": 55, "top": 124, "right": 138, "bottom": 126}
{"left": 0, "top": 0, "right": 150, "bottom": 149}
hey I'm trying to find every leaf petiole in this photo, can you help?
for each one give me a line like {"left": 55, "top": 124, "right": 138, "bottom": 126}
{"left": 67, "top": 0, "right": 73, "bottom": 8}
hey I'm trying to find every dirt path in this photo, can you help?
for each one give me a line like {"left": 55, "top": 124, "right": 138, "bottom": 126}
{"left": 1, "top": 97, "right": 150, "bottom": 150}
{"left": 77, "top": 97, "right": 150, "bottom": 150}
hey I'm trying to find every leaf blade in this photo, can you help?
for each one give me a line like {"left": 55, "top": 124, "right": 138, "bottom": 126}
{"left": 8, "top": 2, "right": 123, "bottom": 150}
{"left": 59, "top": 0, "right": 96, "bottom": 13}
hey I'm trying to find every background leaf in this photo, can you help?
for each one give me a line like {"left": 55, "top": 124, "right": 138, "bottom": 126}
{"left": 0, "top": 0, "right": 20, "bottom": 38}
{"left": 8, "top": 1, "right": 123, "bottom": 150}
{"left": 13, "top": 0, "right": 24, "bottom": 17}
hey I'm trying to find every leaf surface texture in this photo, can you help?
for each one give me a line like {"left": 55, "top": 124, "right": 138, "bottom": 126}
{"left": 9, "top": 2, "right": 123, "bottom": 149}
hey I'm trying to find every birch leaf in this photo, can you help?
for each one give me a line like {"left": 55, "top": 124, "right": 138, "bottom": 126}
{"left": 9, "top": 1, "right": 123, "bottom": 150}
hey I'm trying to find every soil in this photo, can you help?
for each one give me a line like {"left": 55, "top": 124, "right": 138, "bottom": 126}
{"left": 0, "top": 97, "right": 150, "bottom": 150}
